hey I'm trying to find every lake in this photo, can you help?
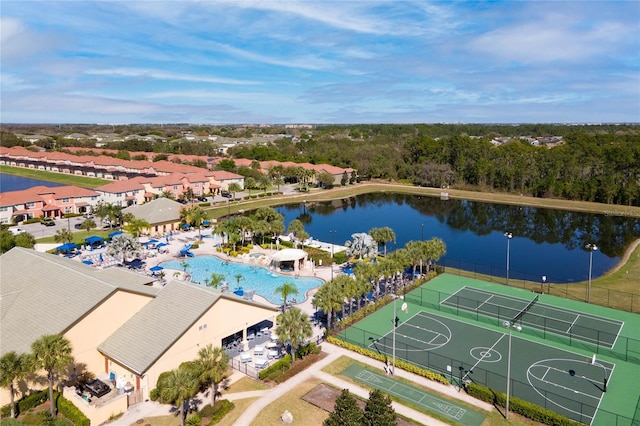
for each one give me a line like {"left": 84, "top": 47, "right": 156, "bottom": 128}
{"left": 0, "top": 173, "right": 65, "bottom": 192}
{"left": 274, "top": 193, "right": 640, "bottom": 283}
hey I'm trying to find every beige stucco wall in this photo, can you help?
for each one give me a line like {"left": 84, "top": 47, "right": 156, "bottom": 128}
{"left": 62, "top": 386, "right": 128, "bottom": 425}
{"left": 136, "top": 297, "right": 277, "bottom": 399}
{"left": 64, "top": 290, "right": 154, "bottom": 377}
{"left": 0, "top": 290, "right": 153, "bottom": 407}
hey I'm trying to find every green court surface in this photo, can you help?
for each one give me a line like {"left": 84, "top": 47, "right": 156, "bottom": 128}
{"left": 338, "top": 274, "right": 640, "bottom": 425}
{"left": 341, "top": 363, "right": 487, "bottom": 426}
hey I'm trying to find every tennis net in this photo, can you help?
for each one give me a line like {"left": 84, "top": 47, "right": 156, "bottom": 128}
{"left": 511, "top": 295, "right": 539, "bottom": 323}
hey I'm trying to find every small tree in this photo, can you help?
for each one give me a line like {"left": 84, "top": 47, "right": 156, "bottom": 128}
{"left": 275, "top": 307, "right": 312, "bottom": 362}
{"left": 204, "top": 272, "right": 225, "bottom": 289}
{"left": 274, "top": 281, "right": 299, "bottom": 312}
{"left": 157, "top": 362, "right": 200, "bottom": 426}
{"left": 0, "top": 352, "right": 29, "bottom": 418}
{"left": 54, "top": 228, "right": 73, "bottom": 244}
{"left": 362, "top": 389, "right": 398, "bottom": 426}
{"left": 79, "top": 218, "right": 96, "bottom": 234}
{"left": 196, "top": 344, "right": 229, "bottom": 405}
{"left": 363, "top": 389, "right": 396, "bottom": 426}
{"left": 14, "top": 232, "right": 36, "bottom": 249}
{"left": 30, "top": 334, "right": 74, "bottom": 417}
{"left": 324, "top": 389, "right": 363, "bottom": 426}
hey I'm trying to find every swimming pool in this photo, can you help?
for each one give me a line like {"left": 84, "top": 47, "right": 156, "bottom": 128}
{"left": 159, "top": 255, "right": 324, "bottom": 306}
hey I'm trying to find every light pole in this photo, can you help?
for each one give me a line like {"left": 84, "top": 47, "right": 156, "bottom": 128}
{"left": 330, "top": 230, "right": 336, "bottom": 280}
{"left": 421, "top": 223, "right": 424, "bottom": 241}
{"left": 227, "top": 199, "right": 230, "bottom": 217}
{"left": 586, "top": 243, "right": 598, "bottom": 303}
{"left": 504, "top": 232, "right": 513, "bottom": 286}
{"left": 542, "top": 275, "right": 547, "bottom": 294}
{"left": 502, "top": 320, "right": 522, "bottom": 419}
{"left": 391, "top": 294, "right": 408, "bottom": 376}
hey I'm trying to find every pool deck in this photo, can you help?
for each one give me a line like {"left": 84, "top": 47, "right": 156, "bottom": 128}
{"left": 66, "top": 228, "right": 345, "bottom": 325}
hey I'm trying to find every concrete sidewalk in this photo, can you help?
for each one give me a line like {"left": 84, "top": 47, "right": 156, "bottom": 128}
{"left": 109, "top": 338, "right": 493, "bottom": 426}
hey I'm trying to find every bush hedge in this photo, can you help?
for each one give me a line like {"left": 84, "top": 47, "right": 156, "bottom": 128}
{"left": 55, "top": 392, "right": 90, "bottom": 426}
{"left": 326, "top": 336, "right": 449, "bottom": 385}
{"left": 200, "top": 399, "right": 234, "bottom": 425}
{"left": 1, "top": 391, "right": 48, "bottom": 418}
{"left": 466, "top": 382, "right": 584, "bottom": 426}
{"left": 258, "top": 355, "right": 292, "bottom": 380}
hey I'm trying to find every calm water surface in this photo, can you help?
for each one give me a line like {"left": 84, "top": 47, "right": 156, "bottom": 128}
{"left": 0, "top": 173, "right": 65, "bottom": 192}
{"left": 274, "top": 193, "right": 640, "bottom": 283}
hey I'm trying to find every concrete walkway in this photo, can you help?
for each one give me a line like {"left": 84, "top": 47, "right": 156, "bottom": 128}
{"left": 112, "top": 341, "right": 493, "bottom": 426}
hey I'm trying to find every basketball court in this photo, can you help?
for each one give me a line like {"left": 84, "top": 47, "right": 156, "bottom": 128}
{"left": 337, "top": 274, "right": 640, "bottom": 425}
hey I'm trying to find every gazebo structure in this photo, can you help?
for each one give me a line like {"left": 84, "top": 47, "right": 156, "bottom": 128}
{"left": 84, "top": 235, "right": 105, "bottom": 250}
{"left": 270, "top": 248, "right": 308, "bottom": 273}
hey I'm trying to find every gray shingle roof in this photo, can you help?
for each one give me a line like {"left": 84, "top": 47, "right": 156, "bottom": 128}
{"left": 97, "top": 281, "right": 220, "bottom": 374}
{"left": 122, "top": 198, "right": 183, "bottom": 225}
{"left": 98, "top": 281, "right": 279, "bottom": 375}
{"left": 0, "top": 248, "right": 157, "bottom": 356}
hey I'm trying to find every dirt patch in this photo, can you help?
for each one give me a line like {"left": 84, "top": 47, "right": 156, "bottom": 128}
{"left": 302, "top": 383, "right": 418, "bottom": 426}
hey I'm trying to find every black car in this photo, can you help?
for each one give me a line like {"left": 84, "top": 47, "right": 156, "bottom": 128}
{"left": 221, "top": 192, "right": 233, "bottom": 198}
{"left": 74, "top": 223, "right": 83, "bottom": 229}
{"left": 198, "top": 196, "right": 208, "bottom": 202}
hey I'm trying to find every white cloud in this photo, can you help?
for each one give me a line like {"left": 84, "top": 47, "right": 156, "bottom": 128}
{"left": 84, "top": 68, "right": 260, "bottom": 86}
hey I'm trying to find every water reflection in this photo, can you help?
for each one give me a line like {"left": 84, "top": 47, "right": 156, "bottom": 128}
{"left": 275, "top": 193, "right": 640, "bottom": 283}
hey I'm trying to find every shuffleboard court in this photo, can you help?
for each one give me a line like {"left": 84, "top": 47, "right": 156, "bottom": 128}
{"left": 441, "top": 287, "right": 623, "bottom": 348}
{"left": 355, "top": 311, "right": 615, "bottom": 425}
{"left": 342, "top": 363, "right": 487, "bottom": 426}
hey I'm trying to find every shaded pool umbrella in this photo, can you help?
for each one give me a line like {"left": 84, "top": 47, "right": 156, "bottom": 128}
{"left": 150, "top": 265, "right": 164, "bottom": 272}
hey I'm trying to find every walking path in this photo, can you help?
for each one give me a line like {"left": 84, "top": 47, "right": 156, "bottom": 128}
{"left": 111, "top": 341, "right": 493, "bottom": 426}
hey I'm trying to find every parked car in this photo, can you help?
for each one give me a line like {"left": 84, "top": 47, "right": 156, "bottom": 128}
{"left": 221, "top": 192, "right": 233, "bottom": 198}
{"left": 83, "top": 212, "right": 94, "bottom": 219}
{"left": 74, "top": 223, "right": 83, "bottom": 229}
{"left": 41, "top": 218, "right": 55, "bottom": 226}
{"left": 198, "top": 196, "right": 208, "bottom": 202}
{"left": 8, "top": 227, "right": 25, "bottom": 235}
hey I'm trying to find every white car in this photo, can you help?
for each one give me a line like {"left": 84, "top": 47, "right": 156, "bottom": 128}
{"left": 9, "top": 227, "right": 24, "bottom": 235}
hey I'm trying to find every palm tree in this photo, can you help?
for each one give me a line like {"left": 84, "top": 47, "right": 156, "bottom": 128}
{"left": 287, "top": 219, "right": 308, "bottom": 248}
{"left": 275, "top": 307, "right": 312, "bottom": 362}
{"left": 160, "top": 189, "right": 175, "bottom": 200}
{"left": 106, "top": 233, "right": 141, "bottom": 264}
{"left": 274, "top": 281, "right": 299, "bottom": 311}
{"left": 30, "top": 334, "right": 74, "bottom": 417}
{"left": 157, "top": 362, "right": 200, "bottom": 426}
{"left": 79, "top": 218, "right": 96, "bottom": 234}
{"left": 368, "top": 227, "right": 396, "bottom": 257}
{"left": 196, "top": 344, "right": 229, "bottom": 405}
{"left": 0, "top": 352, "right": 29, "bottom": 418}
{"left": 234, "top": 273, "right": 243, "bottom": 289}
{"left": 125, "top": 217, "right": 150, "bottom": 241}
{"left": 180, "top": 206, "right": 208, "bottom": 239}
{"left": 228, "top": 182, "right": 242, "bottom": 200}
{"left": 313, "top": 281, "right": 343, "bottom": 330}
{"left": 234, "top": 216, "right": 254, "bottom": 246}
{"left": 54, "top": 228, "right": 73, "bottom": 244}
{"left": 204, "top": 272, "right": 225, "bottom": 289}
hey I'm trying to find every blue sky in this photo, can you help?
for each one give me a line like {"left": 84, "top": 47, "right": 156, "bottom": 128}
{"left": 1, "top": 1, "right": 638, "bottom": 124}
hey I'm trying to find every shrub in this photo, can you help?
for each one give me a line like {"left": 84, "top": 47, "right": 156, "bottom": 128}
{"left": 200, "top": 400, "right": 234, "bottom": 425}
{"left": 327, "top": 336, "right": 449, "bottom": 385}
{"left": 55, "top": 392, "right": 90, "bottom": 426}
{"left": 333, "top": 251, "right": 348, "bottom": 264}
{"left": 199, "top": 202, "right": 211, "bottom": 207}
{"left": 466, "top": 383, "right": 582, "bottom": 426}
{"left": 24, "top": 218, "right": 43, "bottom": 224}
{"left": 190, "top": 242, "right": 200, "bottom": 249}
{"left": 258, "top": 355, "right": 292, "bottom": 380}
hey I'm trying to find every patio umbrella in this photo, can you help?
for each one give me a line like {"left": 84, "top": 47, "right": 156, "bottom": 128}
{"left": 150, "top": 265, "right": 164, "bottom": 272}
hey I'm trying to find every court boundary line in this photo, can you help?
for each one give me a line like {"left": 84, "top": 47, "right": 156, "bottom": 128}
{"left": 411, "top": 310, "right": 616, "bottom": 379}
{"left": 364, "top": 308, "right": 615, "bottom": 424}
{"left": 412, "top": 310, "right": 613, "bottom": 424}
{"left": 454, "top": 286, "right": 624, "bottom": 327}
{"left": 442, "top": 286, "right": 623, "bottom": 348}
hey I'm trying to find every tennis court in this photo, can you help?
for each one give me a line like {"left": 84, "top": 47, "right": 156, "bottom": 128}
{"left": 344, "top": 310, "right": 614, "bottom": 424}
{"left": 441, "top": 287, "right": 624, "bottom": 348}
